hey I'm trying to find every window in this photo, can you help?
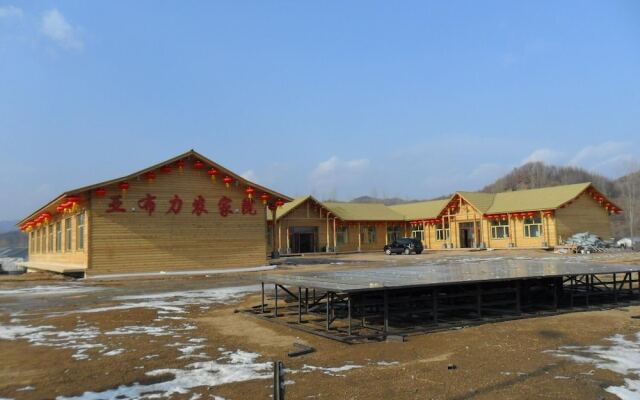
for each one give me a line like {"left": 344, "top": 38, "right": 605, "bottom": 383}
{"left": 29, "top": 232, "right": 34, "bottom": 253}
{"left": 366, "top": 226, "right": 377, "bottom": 243}
{"left": 40, "top": 228, "right": 45, "bottom": 253}
{"left": 387, "top": 226, "right": 401, "bottom": 243}
{"left": 411, "top": 223, "right": 424, "bottom": 241}
{"left": 337, "top": 226, "right": 349, "bottom": 245}
{"left": 435, "top": 221, "right": 450, "bottom": 241}
{"left": 48, "top": 224, "right": 54, "bottom": 252}
{"left": 65, "top": 218, "right": 72, "bottom": 251}
{"left": 491, "top": 219, "right": 510, "bottom": 239}
{"left": 524, "top": 214, "right": 543, "bottom": 238}
{"left": 55, "top": 222, "right": 62, "bottom": 252}
{"left": 34, "top": 230, "right": 39, "bottom": 253}
{"left": 76, "top": 213, "right": 85, "bottom": 251}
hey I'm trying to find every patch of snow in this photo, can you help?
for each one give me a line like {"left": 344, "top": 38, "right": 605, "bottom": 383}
{"left": 0, "top": 285, "right": 101, "bottom": 297}
{"left": 103, "top": 348, "right": 125, "bottom": 356}
{"left": 301, "top": 364, "right": 363, "bottom": 376}
{"left": 106, "top": 326, "right": 172, "bottom": 337}
{"left": 16, "top": 386, "right": 35, "bottom": 392}
{"left": 546, "top": 332, "right": 640, "bottom": 399}
{"left": 375, "top": 361, "right": 399, "bottom": 366}
{"left": 55, "top": 349, "right": 272, "bottom": 400}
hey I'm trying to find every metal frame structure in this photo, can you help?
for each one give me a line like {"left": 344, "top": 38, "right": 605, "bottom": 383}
{"left": 247, "top": 260, "right": 640, "bottom": 343}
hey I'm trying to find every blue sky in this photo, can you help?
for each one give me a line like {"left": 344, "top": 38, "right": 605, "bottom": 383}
{"left": 1, "top": 1, "right": 639, "bottom": 221}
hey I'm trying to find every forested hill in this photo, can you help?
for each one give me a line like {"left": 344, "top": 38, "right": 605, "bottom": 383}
{"left": 480, "top": 162, "right": 619, "bottom": 197}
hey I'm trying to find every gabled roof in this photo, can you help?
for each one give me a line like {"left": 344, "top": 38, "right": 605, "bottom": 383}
{"left": 19, "top": 149, "right": 292, "bottom": 226}
{"left": 485, "top": 182, "right": 593, "bottom": 213}
{"left": 267, "top": 195, "right": 327, "bottom": 221}
{"left": 389, "top": 200, "right": 449, "bottom": 220}
{"left": 456, "top": 192, "right": 496, "bottom": 214}
{"left": 322, "top": 202, "right": 405, "bottom": 221}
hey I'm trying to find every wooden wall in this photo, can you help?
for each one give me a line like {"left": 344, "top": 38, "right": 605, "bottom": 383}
{"left": 26, "top": 206, "right": 89, "bottom": 269}
{"left": 273, "top": 199, "right": 402, "bottom": 253}
{"left": 88, "top": 166, "right": 268, "bottom": 274}
{"left": 555, "top": 193, "right": 613, "bottom": 242}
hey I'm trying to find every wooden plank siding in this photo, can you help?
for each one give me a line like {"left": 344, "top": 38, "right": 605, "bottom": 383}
{"left": 26, "top": 207, "right": 89, "bottom": 270}
{"left": 555, "top": 192, "right": 613, "bottom": 243}
{"left": 88, "top": 167, "right": 267, "bottom": 274}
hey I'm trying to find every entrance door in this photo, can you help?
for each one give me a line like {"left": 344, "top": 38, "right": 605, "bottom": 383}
{"left": 289, "top": 227, "right": 318, "bottom": 253}
{"left": 458, "top": 222, "right": 475, "bottom": 248}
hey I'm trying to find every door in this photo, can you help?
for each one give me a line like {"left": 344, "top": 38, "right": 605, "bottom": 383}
{"left": 289, "top": 226, "right": 318, "bottom": 253}
{"left": 458, "top": 222, "right": 474, "bottom": 248}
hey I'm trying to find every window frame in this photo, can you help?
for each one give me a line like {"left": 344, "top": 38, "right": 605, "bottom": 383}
{"left": 48, "top": 224, "right": 54, "bottom": 253}
{"left": 64, "top": 218, "right": 73, "bottom": 252}
{"left": 337, "top": 226, "right": 349, "bottom": 245}
{"left": 76, "top": 213, "right": 85, "bottom": 251}
{"left": 55, "top": 221, "right": 62, "bottom": 252}
{"left": 523, "top": 214, "right": 543, "bottom": 238}
{"left": 411, "top": 223, "right": 424, "bottom": 242}
{"left": 366, "top": 226, "right": 377, "bottom": 244}
{"left": 435, "top": 221, "right": 450, "bottom": 241}
{"left": 490, "top": 218, "right": 510, "bottom": 240}
{"left": 386, "top": 226, "right": 401, "bottom": 243}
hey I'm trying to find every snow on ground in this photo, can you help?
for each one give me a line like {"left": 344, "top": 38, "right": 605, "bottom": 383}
{"left": 545, "top": 332, "right": 640, "bottom": 400}
{"left": 0, "top": 285, "right": 102, "bottom": 297}
{"left": 0, "top": 285, "right": 260, "bottom": 362}
{"left": 55, "top": 349, "right": 272, "bottom": 400}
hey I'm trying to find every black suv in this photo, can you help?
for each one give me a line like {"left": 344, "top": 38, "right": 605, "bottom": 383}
{"left": 384, "top": 238, "right": 424, "bottom": 255}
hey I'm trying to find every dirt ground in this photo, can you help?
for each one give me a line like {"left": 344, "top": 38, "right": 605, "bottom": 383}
{"left": 1, "top": 250, "right": 640, "bottom": 400}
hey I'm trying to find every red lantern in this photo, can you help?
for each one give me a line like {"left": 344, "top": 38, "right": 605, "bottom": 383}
{"left": 161, "top": 165, "right": 172, "bottom": 173}
{"left": 260, "top": 193, "right": 270, "bottom": 204}
{"left": 207, "top": 168, "right": 219, "bottom": 181}
{"left": 119, "top": 182, "right": 130, "bottom": 192}
{"left": 41, "top": 212, "right": 52, "bottom": 224}
{"left": 275, "top": 199, "right": 285, "bottom": 208}
{"left": 268, "top": 205, "right": 277, "bottom": 211}
{"left": 223, "top": 176, "right": 233, "bottom": 188}
{"left": 176, "top": 160, "right": 185, "bottom": 172}
{"left": 56, "top": 205, "right": 65, "bottom": 213}
{"left": 194, "top": 160, "right": 205, "bottom": 169}
{"left": 95, "top": 188, "right": 107, "bottom": 197}
{"left": 245, "top": 187, "right": 255, "bottom": 199}
{"left": 144, "top": 171, "right": 156, "bottom": 182}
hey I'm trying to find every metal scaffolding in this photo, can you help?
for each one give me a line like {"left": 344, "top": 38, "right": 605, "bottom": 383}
{"left": 247, "top": 260, "right": 640, "bottom": 343}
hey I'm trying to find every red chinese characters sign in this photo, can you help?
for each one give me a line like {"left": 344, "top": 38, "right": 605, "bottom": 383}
{"left": 105, "top": 194, "right": 259, "bottom": 218}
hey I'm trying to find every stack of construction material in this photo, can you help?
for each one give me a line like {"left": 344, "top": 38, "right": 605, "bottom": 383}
{"left": 564, "top": 232, "right": 606, "bottom": 253}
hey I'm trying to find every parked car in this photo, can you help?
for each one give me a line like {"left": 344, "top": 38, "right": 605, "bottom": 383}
{"left": 384, "top": 238, "right": 424, "bottom": 255}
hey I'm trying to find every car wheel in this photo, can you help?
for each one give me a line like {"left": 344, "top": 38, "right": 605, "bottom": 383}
{"left": 416, "top": 250, "right": 422, "bottom": 255}
{"left": 403, "top": 248, "right": 410, "bottom": 255}
{"left": 385, "top": 249, "right": 392, "bottom": 255}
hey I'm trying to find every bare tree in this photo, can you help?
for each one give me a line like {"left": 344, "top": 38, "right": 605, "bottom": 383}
{"left": 620, "top": 160, "right": 640, "bottom": 239}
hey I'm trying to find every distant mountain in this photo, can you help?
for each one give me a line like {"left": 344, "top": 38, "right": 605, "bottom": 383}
{"left": 0, "top": 231, "right": 27, "bottom": 248}
{"left": 0, "top": 220, "right": 18, "bottom": 234}
{"left": 480, "top": 162, "right": 619, "bottom": 197}
{"left": 349, "top": 196, "right": 420, "bottom": 205}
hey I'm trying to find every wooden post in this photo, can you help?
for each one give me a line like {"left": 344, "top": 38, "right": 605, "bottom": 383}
{"left": 271, "top": 207, "right": 278, "bottom": 257}
{"left": 286, "top": 226, "right": 290, "bottom": 254}
{"left": 357, "top": 222, "right": 361, "bottom": 252}
{"left": 326, "top": 213, "right": 330, "bottom": 253}
{"left": 473, "top": 214, "right": 478, "bottom": 248}
{"left": 384, "top": 222, "right": 388, "bottom": 245}
{"left": 277, "top": 221, "right": 282, "bottom": 253}
{"left": 333, "top": 217, "right": 337, "bottom": 252}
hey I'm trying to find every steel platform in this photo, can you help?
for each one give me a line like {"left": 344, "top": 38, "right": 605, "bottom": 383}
{"left": 247, "top": 259, "right": 640, "bottom": 343}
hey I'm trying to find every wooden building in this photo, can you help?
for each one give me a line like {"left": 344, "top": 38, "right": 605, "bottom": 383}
{"left": 267, "top": 196, "right": 406, "bottom": 254}
{"left": 271, "top": 183, "right": 621, "bottom": 253}
{"left": 18, "top": 150, "right": 291, "bottom": 276}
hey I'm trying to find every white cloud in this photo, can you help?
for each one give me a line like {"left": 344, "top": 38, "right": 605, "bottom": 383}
{"left": 0, "top": 5, "right": 22, "bottom": 19}
{"left": 469, "top": 163, "right": 509, "bottom": 180}
{"left": 240, "top": 169, "right": 258, "bottom": 182}
{"left": 568, "top": 141, "right": 628, "bottom": 167}
{"left": 521, "top": 148, "right": 563, "bottom": 165}
{"left": 309, "top": 156, "right": 370, "bottom": 199}
{"left": 41, "top": 9, "right": 83, "bottom": 50}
